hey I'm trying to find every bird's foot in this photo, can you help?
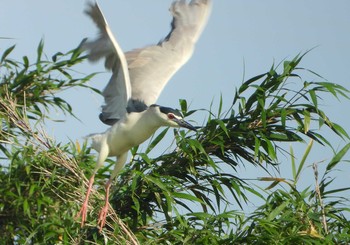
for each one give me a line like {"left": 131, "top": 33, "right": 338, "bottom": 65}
{"left": 76, "top": 175, "right": 95, "bottom": 228}
{"left": 97, "top": 204, "right": 109, "bottom": 232}
{"left": 76, "top": 200, "right": 89, "bottom": 227}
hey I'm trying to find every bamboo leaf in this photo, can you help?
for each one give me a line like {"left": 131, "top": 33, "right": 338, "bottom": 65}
{"left": 239, "top": 73, "right": 267, "bottom": 94}
{"left": 1, "top": 44, "right": 15, "bottom": 63}
{"left": 267, "top": 201, "right": 289, "bottom": 221}
{"left": 145, "top": 128, "right": 169, "bottom": 154}
{"left": 36, "top": 39, "right": 44, "bottom": 72}
{"left": 295, "top": 140, "right": 313, "bottom": 184}
{"left": 327, "top": 143, "right": 350, "bottom": 171}
{"left": 330, "top": 122, "right": 350, "bottom": 140}
{"left": 309, "top": 89, "right": 318, "bottom": 108}
{"left": 172, "top": 192, "right": 205, "bottom": 204}
{"left": 323, "top": 187, "right": 350, "bottom": 196}
{"left": 179, "top": 99, "right": 187, "bottom": 113}
{"left": 303, "top": 109, "right": 311, "bottom": 133}
{"left": 290, "top": 145, "right": 296, "bottom": 180}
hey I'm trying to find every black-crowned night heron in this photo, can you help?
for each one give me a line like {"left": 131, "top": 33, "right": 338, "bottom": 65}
{"left": 77, "top": 0, "right": 211, "bottom": 230}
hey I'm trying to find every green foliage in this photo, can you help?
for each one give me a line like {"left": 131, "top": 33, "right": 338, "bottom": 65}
{"left": 0, "top": 43, "right": 137, "bottom": 244}
{"left": 105, "top": 53, "right": 350, "bottom": 244}
{"left": 0, "top": 43, "right": 349, "bottom": 244}
{"left": 0, "top": 142, "right": 80, "bottom": 243}
{"left": 233, "top": 142, "right": 350, "bottom": 244}
{"left": 0, "top": 41, "right": 98, "bottom": 125}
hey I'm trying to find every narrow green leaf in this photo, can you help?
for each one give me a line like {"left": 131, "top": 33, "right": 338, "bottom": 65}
{"left": 309, "top": 89, "right": 318, "bottom": 108}
{"left": 265, "top": 180, "right": 280, "bottom": 190}
{"left": 172, "top": 192, "right": 204, "bottom": 204}
{"left": 217, "top": 119, "right": 229, "bottom": 138}
{"left": 138, "top": 153, "right": 152, "bottom": 165}
{"left": 280, "top": 108, "right": 287, "bottom": 128}
{"left": 1, "top": 45, "right": 15, "bottom": 63}
{"left": 331, "top": 122, "right": 350, "bottom": 140}
{"left": 304, "top": 109, "right": 311, "bottom": 133}
{"left": 186, "top": 212, "right": 212, "bottom": 219}
{"left": 52, "top": 52, "right": 63, "bottom": 62}
{"left": 244, "top": 186, "right": 266, "bottom": 200}
{"left": 290, "top": 145, "right": 296, "bottom": 180}
{"left": 327, "top": 143, "right": 350, "bottom": 171}
{"left": 267, "top": 201, "right": 289, "bottom": 221}
{"left": 239, "top": 73, "right": 267, "bottom": 94}
{"left": 323, "top": 187, "right": 350, "bottom": 196}
{"left": 218, "top": 93, "right": 223, "bottom": 116}
{"left": 179, "top": 99, "right": 187, "bottom": 113}
{"left": 262, "top": 136, "right": 276, "bottom": 160}
{"left": 145, "top": 128, "right": 169, "bottom": 154}
{"left": 188, "top": 138, "right": 207, "bottom": 156}
{"left": 295, "top": 140, "right": 313, "bottom": 184}
{"left": 36, "top": 40, "right": 44, "bottom": 72}
{"left": 306, "top": 131, "right": 330, "bottom": 147}
{"left": 254, "top": 135, "right": 260, "bottom": 161}
{"left": 28, "top": 184, "right": 36, "bottom": 197}
{"left": 22, "top": 56, "right": 29, "bottom": 69}
{"left": 145, "top": 175, "right": 168, "bottom": 191}
{"left": 23, "top": 199, "right": 31, "bottom": 217}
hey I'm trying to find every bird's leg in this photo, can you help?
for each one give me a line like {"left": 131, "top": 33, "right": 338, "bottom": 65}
{"left": 76, "top": 174, "right": 95, "bottom": 227}
{"left": 77, "top": 140, "right": 109, "bottom": 227}
{"left": 98, "top": 179, "right": 112, "bottom": 232}
{"left": 97, "top": 153, "right": 128, "bottom": 231}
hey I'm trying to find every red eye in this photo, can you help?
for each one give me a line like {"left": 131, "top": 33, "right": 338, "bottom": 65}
{"left": 167, "top": 113, "right": 175, "bottom": 119}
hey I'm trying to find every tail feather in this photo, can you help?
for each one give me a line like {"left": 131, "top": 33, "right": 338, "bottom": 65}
{"left": 85, "top": 133, "right": 104, "bottom": 153}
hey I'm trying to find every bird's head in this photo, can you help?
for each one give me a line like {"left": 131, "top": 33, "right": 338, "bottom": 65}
{"left": 150, "top": 105, "right": 197, "bottom": 131}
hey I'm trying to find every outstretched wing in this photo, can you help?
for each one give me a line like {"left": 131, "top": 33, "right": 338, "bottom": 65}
{"left": 126, "top": 0, "right": 212, "bottom": 106}
{"left": 83, "top": 0, "right": 211, "bottom": 125}
{"left": 83, "top": 2, "right": 131, "bottom": 125}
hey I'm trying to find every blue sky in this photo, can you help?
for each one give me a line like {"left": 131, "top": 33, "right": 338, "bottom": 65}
{"left": 1, "top": 0, "right": 350, "bottom": 210}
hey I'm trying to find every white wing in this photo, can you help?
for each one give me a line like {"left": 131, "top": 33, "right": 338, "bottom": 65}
{"left": 83, "top": 2, "right": 131, "bottom": 125}
{"left": 83, "top": 0, "right": 211, "bottom": 125}
{"left": 127, "top": 0, "right": 212, "bottom": 106}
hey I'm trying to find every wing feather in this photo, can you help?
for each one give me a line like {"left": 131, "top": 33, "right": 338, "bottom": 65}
{"left": 83, "top": 2, "right": 131, "bottom": 124}
{"left": 83, "top": 0, "right": 211, "bottom": 125}
{"left": 126, "top": 0, "right": 212, "bottom": 106}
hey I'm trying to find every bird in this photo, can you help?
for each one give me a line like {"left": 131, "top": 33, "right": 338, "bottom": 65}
{"left": 76, "top": 0, "right": 212, "bottom": 231}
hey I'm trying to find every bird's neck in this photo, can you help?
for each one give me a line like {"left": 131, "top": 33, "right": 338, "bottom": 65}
{"left": 129, "top": 108, "right": 162, "bottom": 129}
{"left": 119, "top": 109, "right": 162, "bottom": 144}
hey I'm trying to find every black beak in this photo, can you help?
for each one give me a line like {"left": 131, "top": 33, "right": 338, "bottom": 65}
{"left": 174, "top": 119, "right": 197, "bottom": 131}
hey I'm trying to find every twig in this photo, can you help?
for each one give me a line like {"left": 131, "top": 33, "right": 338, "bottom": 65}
{"left": 312, "top": 162, "right": 328, "bottom": 234}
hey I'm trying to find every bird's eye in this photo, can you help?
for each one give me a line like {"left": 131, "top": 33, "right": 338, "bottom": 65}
{"left": 167, "top": 113, "right": 175, "bottom": 120}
